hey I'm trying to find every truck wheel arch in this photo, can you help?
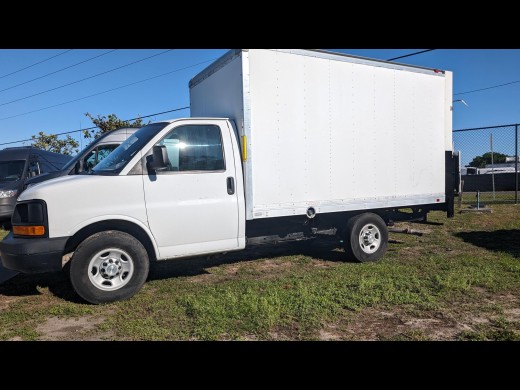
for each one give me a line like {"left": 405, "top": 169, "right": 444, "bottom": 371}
{"left": 64, "top": 220, "right": 158, "bottom": 262}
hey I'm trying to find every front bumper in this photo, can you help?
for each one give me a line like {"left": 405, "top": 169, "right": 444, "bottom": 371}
{"left": 0, "top": 232, "right": 68, "bottom": 273}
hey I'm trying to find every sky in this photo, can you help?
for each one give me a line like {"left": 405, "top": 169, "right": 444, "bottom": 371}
{"left": 0, "top": 48, "right": 519, "bottom": 165}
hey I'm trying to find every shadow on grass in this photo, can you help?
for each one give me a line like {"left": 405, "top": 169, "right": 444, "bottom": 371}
{"left": 0, "top": 239, "right": 350, "bottom": 302}
{"left": 148, "top": 239, "right": 348, "bottom": 281}
{"left": 0, "top": 270, "right": 83, "bottom": 303}
{"left": 455, "top": 229, "right": 520, "bottom": 258}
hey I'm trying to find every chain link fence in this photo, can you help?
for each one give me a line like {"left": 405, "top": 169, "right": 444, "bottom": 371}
{"left": 453, "top": 124, "right": 519, "bottom": 204}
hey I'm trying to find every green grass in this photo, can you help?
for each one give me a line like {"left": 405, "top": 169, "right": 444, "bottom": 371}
{"left": 459, "top": 317, "right": 520, "bottom": 341}
{"left": 1, "top": 205, "right": 520, "bottom": 340}
{"left": 460, "top": 191, "right": 518, "bottom": 204}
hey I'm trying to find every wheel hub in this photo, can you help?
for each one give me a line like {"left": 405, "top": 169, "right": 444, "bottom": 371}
{"left": 362, "top": 232, "right": 375, "bottom": 245}
{"left": 88, "top": 248, "right": 134, "bottom": 291}
{"left": 101, "top": 259, "right": 121, "bottom": 278}
{"left": 358, "top": 224, "right": 382, "bottom": 254}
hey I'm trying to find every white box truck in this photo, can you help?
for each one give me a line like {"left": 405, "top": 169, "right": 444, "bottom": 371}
{"left": 0, "top": 49, "right": 458, "bottom": 303}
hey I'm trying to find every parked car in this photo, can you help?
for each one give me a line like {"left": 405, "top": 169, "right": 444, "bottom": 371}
{"left": 0, "top": 147, "right": 71, "bottom": 220}
{"left": 24, "top": 127, "right": 139, "bottom": 190}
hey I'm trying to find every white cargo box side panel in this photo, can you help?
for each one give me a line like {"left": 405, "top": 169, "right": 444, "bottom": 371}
{"left": 248, "top": 49, "right": 448, "bottom": 218}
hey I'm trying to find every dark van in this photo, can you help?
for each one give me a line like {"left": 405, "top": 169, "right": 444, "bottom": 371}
{"left": 24, "top": 127, "right": 139, "bottom": 190}
{"left": 0, "top": 147, "right": 72, "bottom": 220}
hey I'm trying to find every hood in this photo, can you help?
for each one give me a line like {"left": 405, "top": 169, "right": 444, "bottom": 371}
{"left": 19, "top": 174, "right": 88, "bottom": 201}
{"left": 0, "top": 180, "right": 20, "bottom": 191}
{"left": 24, "top": 169, "right": 67, "bottom": 186}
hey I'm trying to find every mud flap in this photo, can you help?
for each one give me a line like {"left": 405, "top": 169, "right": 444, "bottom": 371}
{"left": 445, "top": 151, "right": 460, "bottom": 218}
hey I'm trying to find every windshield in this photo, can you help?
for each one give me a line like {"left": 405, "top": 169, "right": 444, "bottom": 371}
{"left": 92, "top": 123, "right": 169, "bottom": 175}
{"left": 0, "top": 160, "right": 25, "bottom": 182}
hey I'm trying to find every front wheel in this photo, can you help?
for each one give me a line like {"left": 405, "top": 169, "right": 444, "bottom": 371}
{"left": 343, "top": 213, "right": 388, "bottom": 263}
{"left": 69, "top": 231, "right": 149, "bottom": 304}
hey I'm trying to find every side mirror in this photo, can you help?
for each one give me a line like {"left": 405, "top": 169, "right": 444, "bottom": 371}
{"left": 148, "top": 145, "right": 170, "bottom": 171}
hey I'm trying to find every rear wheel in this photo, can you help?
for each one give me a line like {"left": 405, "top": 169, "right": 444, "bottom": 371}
{"left": 343, "top": 213, "right": 388, "bottom": 263}
{"left": 69, "top": 231, "right": 149, "bottom": 304}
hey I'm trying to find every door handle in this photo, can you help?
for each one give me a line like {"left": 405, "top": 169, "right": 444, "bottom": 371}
{"left": 226, "top": 177, "right": 235, "bottom": 195}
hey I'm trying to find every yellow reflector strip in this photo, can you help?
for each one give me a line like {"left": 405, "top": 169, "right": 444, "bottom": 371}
{"left": 13, "top": 225, "right": 45, "bottom": 236}
{"left": 241, "top": 135, "right": 247, "bottom": 161}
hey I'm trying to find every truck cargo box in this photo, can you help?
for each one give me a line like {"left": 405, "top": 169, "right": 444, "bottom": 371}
{"left": 191, "top": 49, "right": 453, "bottom": 220}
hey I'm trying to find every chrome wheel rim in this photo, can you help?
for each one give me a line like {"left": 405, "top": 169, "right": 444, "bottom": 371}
{"left": 358, "top": 224, "right": 381, "bottom": 254}
{"left": 87, "top": 248, "right": 134, "bottom": 291}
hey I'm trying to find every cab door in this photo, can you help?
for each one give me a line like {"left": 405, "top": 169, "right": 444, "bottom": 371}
{"left": 142, "top": 121, "right": 240, "bottom": 259}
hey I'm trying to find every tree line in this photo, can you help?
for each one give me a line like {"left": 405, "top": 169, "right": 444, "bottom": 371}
{"left": 30, "top": 113, "right": 148, "bottom": 155}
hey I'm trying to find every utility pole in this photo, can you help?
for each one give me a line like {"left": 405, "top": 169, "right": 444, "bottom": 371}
{"left": 490, "top": 132, "right": 496, "bottom": 201}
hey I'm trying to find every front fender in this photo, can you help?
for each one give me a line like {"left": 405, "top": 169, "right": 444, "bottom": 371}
{"left": 67, "top": 215, "right": 159, "bottom": 260}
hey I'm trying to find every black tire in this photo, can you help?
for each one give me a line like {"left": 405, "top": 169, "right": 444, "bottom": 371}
{"left": 343, "top": 213, "right": 388, "bottom": 263}
{"left": 69, "top": 230, "right": 149, "bottom": 304}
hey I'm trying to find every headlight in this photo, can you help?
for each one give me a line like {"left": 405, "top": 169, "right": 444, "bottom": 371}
{"left": 0, "top": 190, "right": 17, "bottom": 198}
{"left": 12, "top": 200, "right": 48, "bottom": 238}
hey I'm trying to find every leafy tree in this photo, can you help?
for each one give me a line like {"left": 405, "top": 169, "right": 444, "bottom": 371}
{"left": 30, "top": 132, "right": 79, "bottom": 155}
{"left": 30, "top": 112, "right": 148, "bottom": 156}
{"left": 83, "top": 113, "right": 149, "bottom": 139}
{"left": 469, "top": 152, "right": 508, "bottom": 168}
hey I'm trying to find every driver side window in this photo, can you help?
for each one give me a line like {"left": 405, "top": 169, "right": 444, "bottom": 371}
{"left": 156, "top": 125, "right": 225, "bottom": 172}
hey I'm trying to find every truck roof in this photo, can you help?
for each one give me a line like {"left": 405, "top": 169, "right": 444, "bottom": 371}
{"left": 154, "top": 118, "right": 230, "bottom": 124}
{"left": 0, "top": 146, "right": 71, "bottom": 161}
{"left": 190, "top": 49, "right": 446, "bottom": 89}
{"left": 93, "top": 127, "right": 140, "bottom": 144}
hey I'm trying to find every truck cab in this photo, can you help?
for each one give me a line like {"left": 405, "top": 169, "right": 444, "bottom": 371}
{"left": 0, "top": 119, "right": 245, "bottom": 303}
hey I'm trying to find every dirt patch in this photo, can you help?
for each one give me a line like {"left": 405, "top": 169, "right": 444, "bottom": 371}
{"left": 190, "top": 258, "right": 296, "bottom": 284}
{"left": 333, "top": 290, "right": 520, "bottom": 340}
{"left": 342, "top": 308, "right": 404, "bottom": 340}
{"left": 339, "top": 308, "right": 464, "bottom": 341}
{"left": 37, "top": 316, "right": 106, "bottom": 341}
{"left": 319, "top": 327, "right": 342, "bottom": 341}
{"left": 253, "top": 259, "right": 294, "bottom": 272}
{"left": 0, "top": 296, "right": 17, "bottom": 311}
{"left": 502, "top": 308, "right": 520, "bottom": 322}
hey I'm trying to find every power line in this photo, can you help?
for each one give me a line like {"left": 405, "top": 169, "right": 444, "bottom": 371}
{"left": 0, "top": 50, "right": 117, "bottom": 94}
{"left": 387, "top": 49, "right": 435, "bottom": 61}
{"left": 386, "top": 49, "right": 520, "bottom": 96}
{"left": 0, "top": 49, "right": 73, "bottom": 80}
{"left": 0, "top": 58, "right": 215, "bottom": 121}
{"left": 0, "top": 49, "right": 174, "bottom": 108}
{"left": 454, "top": 79, "right": 520, "bottom": 96}
{"left": 0, "top": 106, "right": 190, "bottom": 147}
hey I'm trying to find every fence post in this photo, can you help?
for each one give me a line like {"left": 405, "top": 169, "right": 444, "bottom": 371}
{"left": 515, "top": 124, "right": 518, "bottom": 204}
